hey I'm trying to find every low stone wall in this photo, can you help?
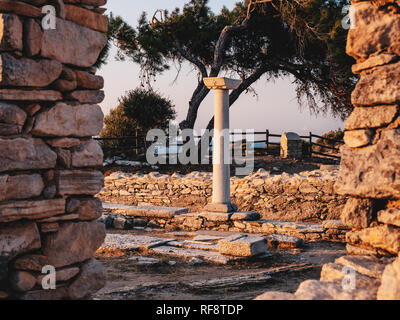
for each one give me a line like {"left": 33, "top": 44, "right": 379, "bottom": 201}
{"left": 99, "top": 169, "right": 347, "bottom": 223}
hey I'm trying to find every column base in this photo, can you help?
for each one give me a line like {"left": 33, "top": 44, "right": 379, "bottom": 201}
{"left": 203, "top": 203, "right": 238, "bottom": 213}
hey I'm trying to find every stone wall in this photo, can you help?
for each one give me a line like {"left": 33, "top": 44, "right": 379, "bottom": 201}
{"left": 257, "top": 0, "right": 400, "bottom": 300}
{"left": 99, "top": 169, "right": 347, "bottom": 223}
{"left": 336, "top": 0, "right": 400, "bottom": 260}
{"left": 0, "top": 0, "right": 107, "bottom": 300}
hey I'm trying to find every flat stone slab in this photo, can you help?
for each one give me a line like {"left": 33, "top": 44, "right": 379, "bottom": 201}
{"left": 230, "top": 211, "right": 261, "bottom": 221}
{"left": 261, "top": 220, "right": 325, "bottom": 233}
{"left": 322, "top": 220, "right": 349, "bottom": 230}
{"left": 335, "top": 255, "right": 392, "bottom": 279}
{"left": 151, "top": 245, "right": 238, "bottom": 264}
{"left": 102, "top": 202, "right": 189, "bottom": 218}
{"left": 266, "top": 234, "right": 304, "bottom": 249}
{"left": 218, "top": 234, "right": 269, "bottom": 257}
{"left": 128, "top": 256, "right": 160, "bottom": 266}
{"left": 192, "top": 235, "right": 224, "bottom": 242}
{"left": 168, "top": 240, "right": 219, "bottom": 252}
{"left": 100, "top": 234, "right": 173, "bottom": 251}
{"left": 198, "top": 212, "right": 231, "bottom": 222}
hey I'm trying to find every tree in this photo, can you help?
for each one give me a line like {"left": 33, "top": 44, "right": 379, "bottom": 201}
{"left": 121, "top": 88, "right": 176, "bottom": 133}
{"left": 107, "top": 0, "right": 356, "bottom": 131}
{"left": 101, "top": 88, "right": 176, "bottom": 137}
{"left": 100, "top": 89, "right": 176, "bottom": 153}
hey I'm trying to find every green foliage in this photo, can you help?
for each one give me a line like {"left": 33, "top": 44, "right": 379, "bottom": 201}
{"left": 101, "top": 88, "right": 176, "bottom": 138}
{"left": 121, "top": 88, "right": 176, "bottom": 132}
{"left": 107, "top": 0, "right": 355, "bottom": 127}
{"left": 100, "top": 103, "right": 137, "bottom": 139}
{"left": 100, "top": 89, "right": 176, "bottom": 155}
{"left": 315, "top": 129, "right": 344, "bottom": 153}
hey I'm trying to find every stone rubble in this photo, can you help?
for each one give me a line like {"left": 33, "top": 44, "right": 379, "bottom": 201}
{"left": 0, "top": 0, "right": 108, "bottom": 300}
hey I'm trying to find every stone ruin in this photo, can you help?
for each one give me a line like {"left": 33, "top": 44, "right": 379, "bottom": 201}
{"left": 257, "top": 0, "right": 400, "bottom": 300}
{"left": 0, "top": 0, "right": 108, "bottom": 299}
{"left": 0, "top": 0, "right": 400, "bottom": 301}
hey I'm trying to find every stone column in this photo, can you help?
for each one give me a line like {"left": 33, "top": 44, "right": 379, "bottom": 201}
{"left": 203, "top": 77, "right": 241, "bottom": 213}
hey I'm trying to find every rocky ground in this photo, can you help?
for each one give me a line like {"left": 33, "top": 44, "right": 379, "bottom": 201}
{"left": 93, "top": 229, "right": 346, "bottom": 300}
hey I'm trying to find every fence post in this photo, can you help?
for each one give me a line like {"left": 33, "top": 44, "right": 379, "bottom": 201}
{"left": 309, "top": 132, "right": 313, "bottom": 157}
{"left": 166, "top": 134, "right": 170, "bottom": 164}
{"left": 266, "top": 129, "right": 269, "bottom": 155}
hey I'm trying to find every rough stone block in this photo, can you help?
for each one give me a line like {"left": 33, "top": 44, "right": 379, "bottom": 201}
{"left": 32, "top": 103, "right": 104, "bottom": 137}
{"left": 0, "top": 198, "right": 66, "bottom": 223}
{"left": 42, "top": 221, "right": 105, "bottom": 268}
{"left": 218, "top": 234, "right": 268, "bottom": 257}
{"left": 41, "top": 18, "right": 107, "bottom": 68}
{"left": 56, "top": 170, "right": 104, "bottom": 196}
{"left": 0, "top": 138, "right": 57, "bottom": 173}
{"left": 335, "top": 129, "right": 400, "bottom": 198}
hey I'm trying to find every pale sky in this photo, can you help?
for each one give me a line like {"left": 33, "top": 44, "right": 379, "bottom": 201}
{"left": 99, "top": 0, "right": 345, "bottom": 136}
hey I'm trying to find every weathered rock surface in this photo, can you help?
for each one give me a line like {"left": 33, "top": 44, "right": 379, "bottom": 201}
{"left": 352, "top": 61, "right": 400, "bottom": 107}
{"left": 66, "top": 197, "right": 102, "bottom": 221}
{"left": 13, "top": 254, "right": 49, "bottom": 272}
{"left": 9, "top": 270, "right": 36, "bottom": 292}
{"left": 0, "top": 53, "right": 62, "bottom": 87}
{"left": 377, "top": 255, "right": 400, "bottom": 300}
{"left": 352, "top": 54, "right": 399, "bottom": 74}
{"left": 36, "top": 266, "right": 79, "bottom": 286}
{"left": 33, "top": 103, "right": 103, "bottom": 137}
{"left": 42, "top": 221, "right": 105, "bottom": 268}
{"left": 344, "top": 129, "right": 373, "bottom": 148}
{"left": 68, "top": 258, "right": 106, "bottom": 299}
{"left": 0, "top": 221, "right": 41, "bottom": 278}
{"left": 66, "top": 90, "right": 105, "bottom": 104}
{"left": 378, "top": 208, "right": 400, "bottom": 227}
{"left": 40, "top": 18, "right": 107, "bottom": 67}
{"left": 0, "top": 198, "right": 66, "bottom": 223}
{"left": 74, "top": 70, "right": 104, "bottom": 89}
{"left": 65, "top": 4, "right": 108, "bottom": 33}
{"left": 71, "top": 140, "right": 103, "bottom": 167}
{"left": 0, "top": 138, "right": 57, "bottom": 173}
{"left": 341, "top": 198, "right": 374, "bottom": 229}
{"left": 0, "top": 89, "right": 62, "bottom": 101}
{"left": 0, "top": 174, "right": 44, "bottom": 202}
{"left": 218, "top": 234, "right": 268, "bottom": 257}
{"left": 346, "top": 225, "right": 400, "bottom": 255}
{"left": 23, "top": 18, "right": 42, "bottom": 57}
{"left": 347, "top": 2, "right": 400, "bottom": 60}
{"left": 56, "top": 170, "right": 104, "bottom": 196}
{"left": 0, "top": 14, "right": 22, "bottom": 51}
{"left": 294, "top": 279, "right": 374, "bottom": 300}
{"left": 335, "top": 129, "right": 400, "bottom": 198}
{"left": 345, "top": 106, "right": 398, "bottom": 130}
{"left": 0, "top": 102, "right": 26, "bottom": 135}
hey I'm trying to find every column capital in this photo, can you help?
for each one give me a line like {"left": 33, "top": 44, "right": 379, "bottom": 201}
{"left": 203, "top": 77, "right": 242, "bottom": 90}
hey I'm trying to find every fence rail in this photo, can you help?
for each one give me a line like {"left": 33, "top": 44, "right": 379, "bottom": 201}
{"left": 95, "top": 130, "right": 343, "bottom": 161}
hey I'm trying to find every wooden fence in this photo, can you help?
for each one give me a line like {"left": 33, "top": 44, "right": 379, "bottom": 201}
{"left": 95, "top": 130, "right": 344, "bottom": 161}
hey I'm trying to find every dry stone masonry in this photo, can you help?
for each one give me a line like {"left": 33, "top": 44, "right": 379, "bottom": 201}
{"left": 0, "top": 0, "right": 108, "bottom": 300}
{"left": 257, "top": 0, "right": 400, "bottom": 300}
{"left": 99, "top": 169, "right": 347, "bottom": 223}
